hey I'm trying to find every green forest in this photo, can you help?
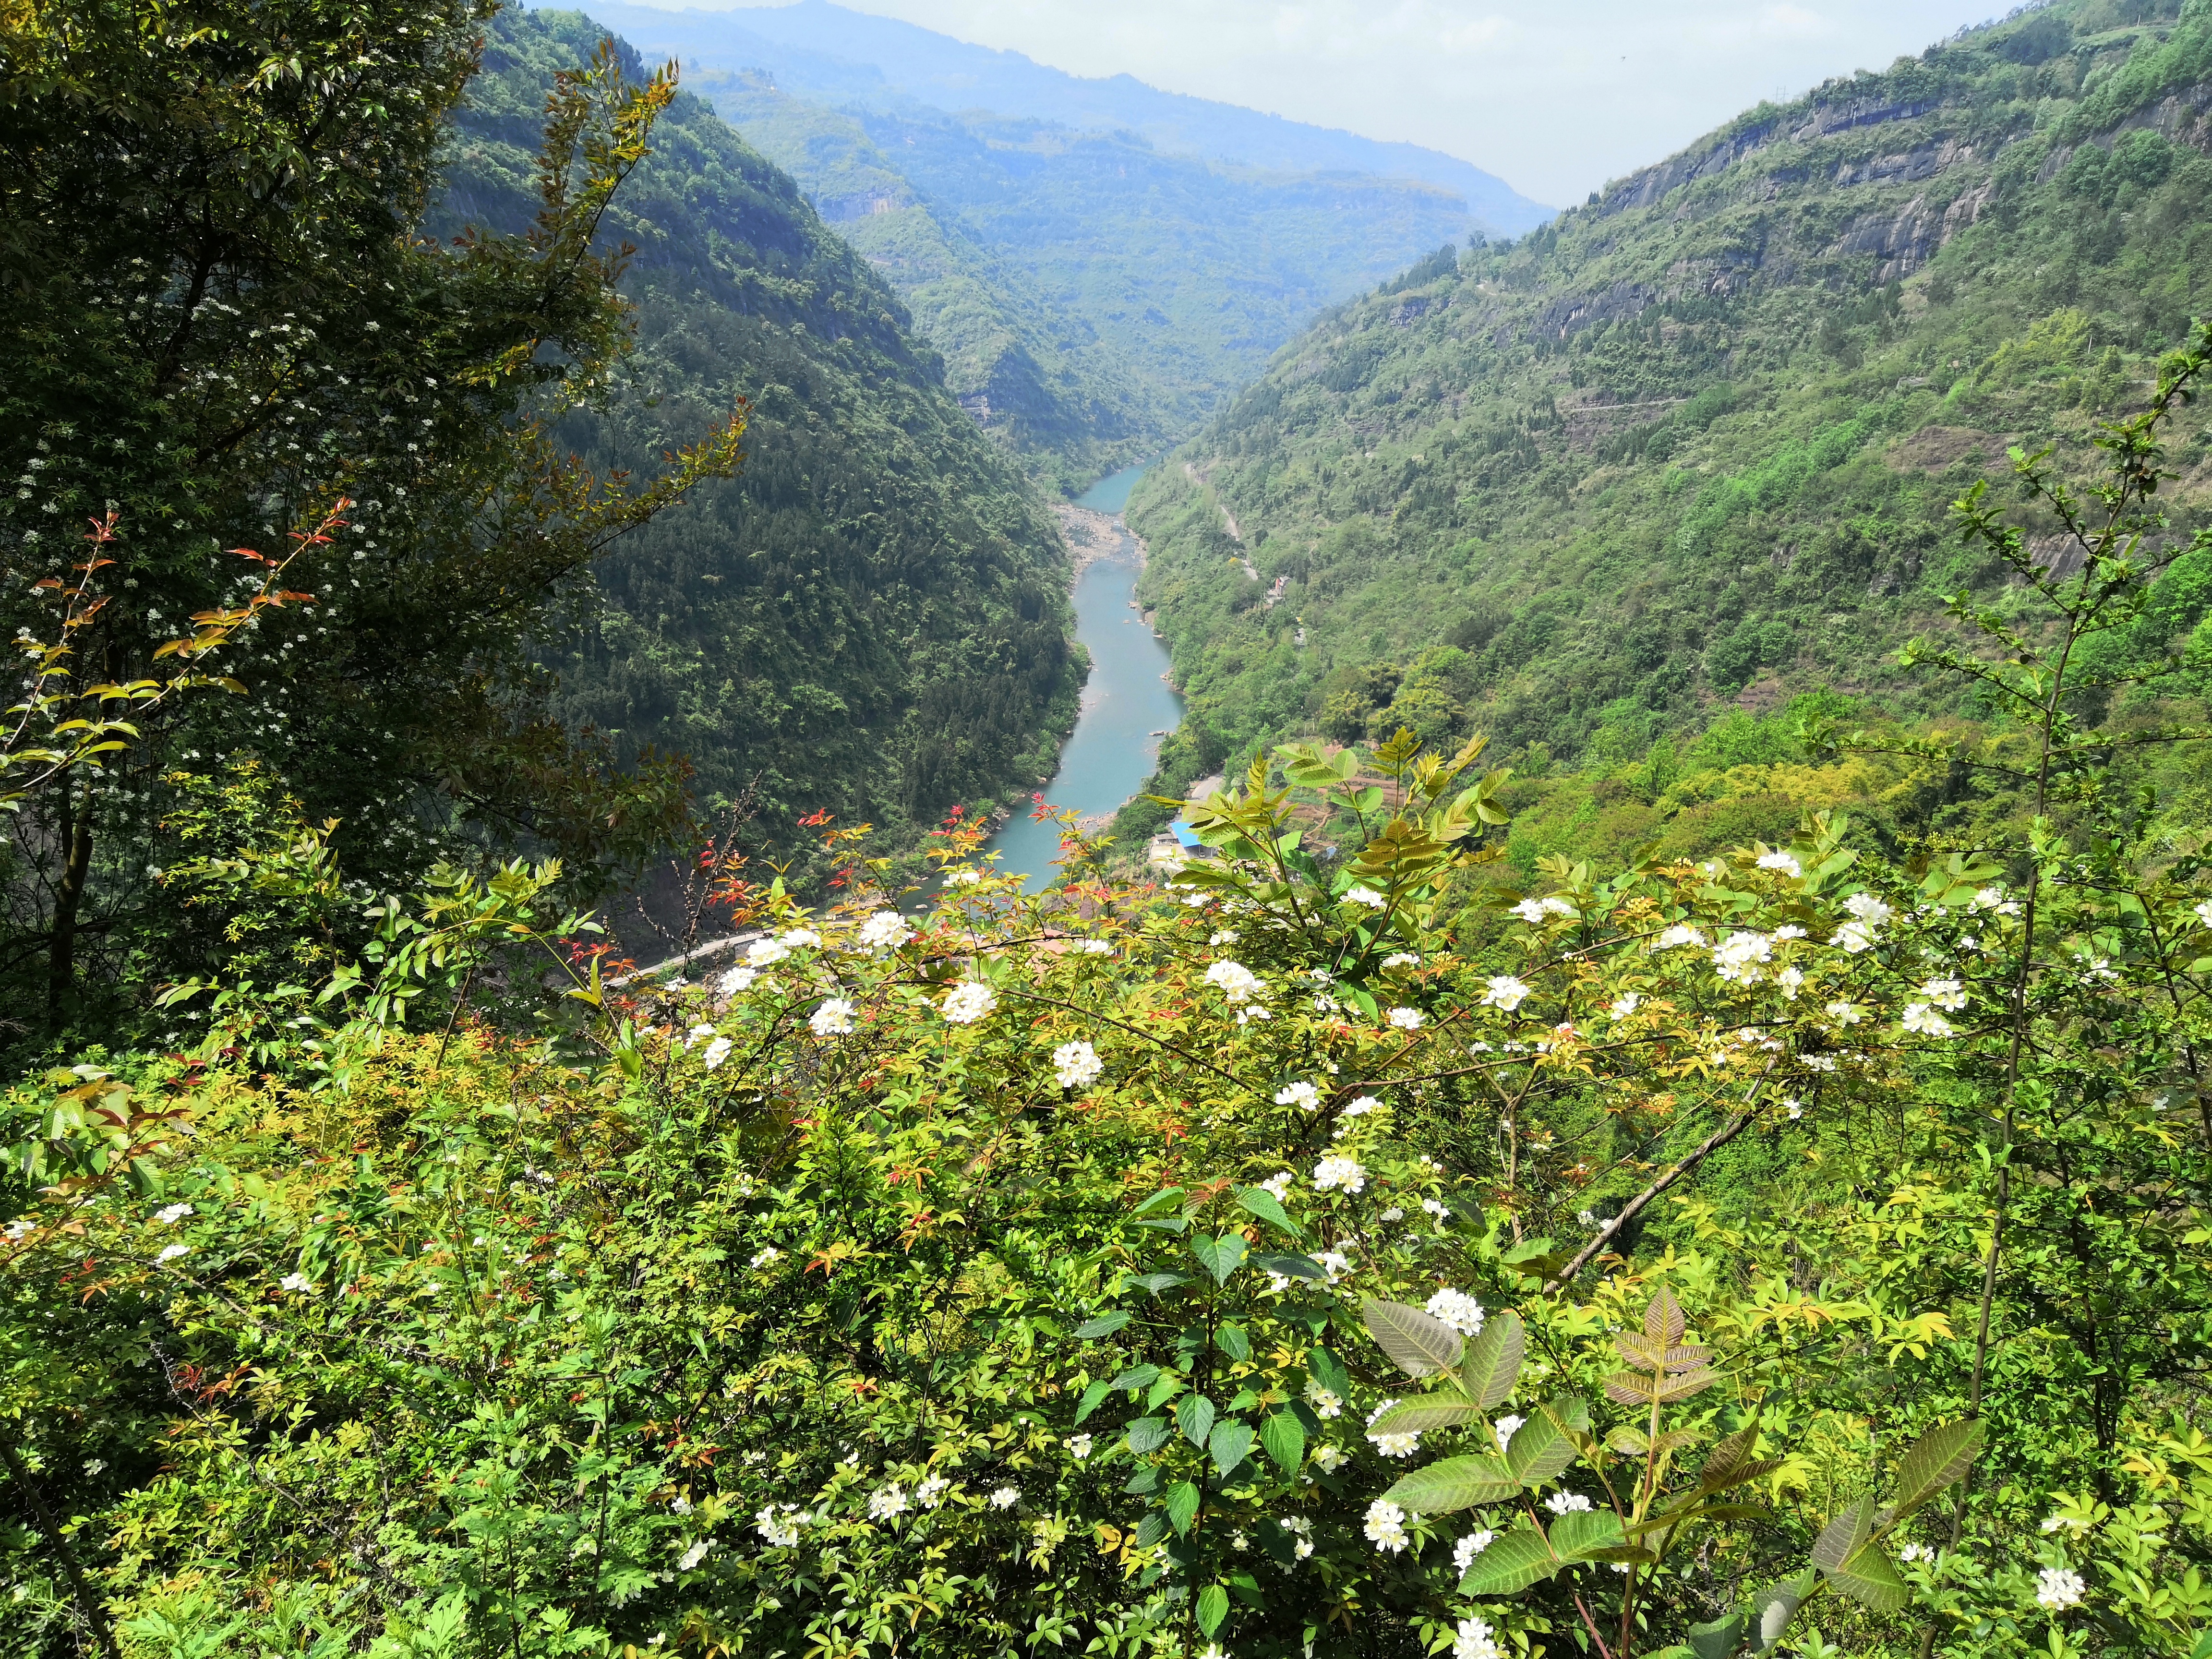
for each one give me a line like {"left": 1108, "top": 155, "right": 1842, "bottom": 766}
{"left": 8, "top": 1, "right": 2212, "bottom": 1658}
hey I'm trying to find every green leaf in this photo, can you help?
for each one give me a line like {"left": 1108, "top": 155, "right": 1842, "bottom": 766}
{"left": 1259, "top": 1411, "right": 1306, "bottom": 1475}
{"left": 1126, "top": 1417, "right": 1171, "bottom": 1455}
{"left": 1308, "top": 1347, "right": 1351, "bottom": 1396}
{"left": 1130, "top": 1272, "right": 1191, "bottom": 1295}
{"left": 1196, "top": 1584, "right": 1229, "bottom": 1638}
{"left": 1133, "top": 1513, "right": 1167, "bottom": 1548}
{"left": 1165, "top": 1481, "right": 1201, "bottom": 1535}
{"left": 1208, "top": 1419, "right": 1256, "bottom": 1478}
{"left": 1190, "top": 1233, "right": 1248, "bottom": 1285}
{"left": 1177, "top": 1393, "right": 1217, "bottom": 1447}
{"left": 1236, "top": 1187, "right": 1301, "bottom": 1238}
{"left": 1365, "top": 1398, "right": 1486, "bottom": 1436}
{"left": 1074, "top": 1381, "right": 1111, "bottom": 1424}
{"left": 1811, "top": 1496, "right": 1873, "bottom": 1575}
{"left": 1133, "top": 1216, "right": 1189, "bottom": 1234}
{"left": 1456, "top": 1310, "right": 1525, "bottom": 1408}
{"left": 1255, "top": 1252, "right": 1325, "bottom": 1281}
{"left": 1550, "top": 1508, "right": 1626, "bottom": 1560}
{"left": 1109, "top": 1364, "right": 1162, "bottom": 1393}
{"left": 1382, "top": 1453, "right": 1518, "bottom": 1513}
{"left": 1828, "top": 1544, "right": 1911, "bottom": 1614}
{"left": 1133, "top": 1188, "right": 1185, "bottom": 1217}
{"left": 1215, "top": 1322, "right": 1252, "bottom": 1362}
{"left": 1361, "top": 1298, "right": 1465, "bottom": 1377}
{"left": 1456, "top": 1526, "right": 1561, "bottom": 1596}
{"left": 1506, "top": 1395, "right": 1589, "bottom": 1487}
{"left": 1746, "top": 1572, "right": 1816, "bottom": 1654}
{"left": 1074, "top": 1311, "right": 1132, "bottom": 1340}
{"left": 1884, "top": 1419, "right": 1984, "bottom": 1523}
{"left": 1686, "top": 1612, "right": 1747, "bottom": 1659}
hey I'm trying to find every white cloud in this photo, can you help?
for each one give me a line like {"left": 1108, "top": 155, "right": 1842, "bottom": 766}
{"left": 681, "top": 0, "right": 2001, "bottom": 203}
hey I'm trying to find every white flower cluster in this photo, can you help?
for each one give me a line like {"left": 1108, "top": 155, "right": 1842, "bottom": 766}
{"left": 1312, "top": 1444, "right": 1348, "bottom": 1472}
{"left": 1453, "top": 1529, "right": 1496, "bottom": 1573}
{"left": 1454, "top": 1616, "right": 1503, "bottom": 1659}
{"left": 1831, "top": 890, "right": 1892, "bottom": 953}
{"left": 1381, "top": 951, "right": 1420, "bottom": 968}
{"left": 1711, "top": 930, "right": 1772, "bottom": 982}
{"left": 856, "top": 910, "right": 912, "bottom": 950}
{"left": 1063, "top": 1433, "right": 1094, "bottom": 1461}
{"left": 1512, "top": 895, "right": 1574, "bottom": 923}
{"left": 750, "top": 1246, "right": 781, "bottom": 1269}
{"left": 1544, "top": 1491, "right": 1593, "bottom": 1515}
{"left": 157, "top": 1243, "right": 190, "bottom": 1263}
{"left": 1205, "top": 959, "right": 1263, "bottom": 1003}
{"left": 809, "top": 998, "right": 855, "bottom": 1037}
{"left": 1654, "top": 924, "right": 1707, "bottom": 951}
{"left": 1426, "top": 1287, "right": 1485, "bottom": 1335}
{"left": 1274, "top": 1080, "right": 1321, "bottom": 1110}
{"left": 1901, "top": 1003, "right": 1955, "bottom": 1037}
{"left": 916, "top": 1474, "right": 949, "bottom": 1508}
{"left": 678, "top": 1538, "right": 713, "bottom": 1572}
{"left": 942, "top": 982, "right": 997, "bottom": 1024}
{"left": 1385, "top": 1006, "right": 1424, "bottom": 1030}
{"left": 1363, "top": 1497, "right": 1411, "bottom": 1552}
{"left": 702, "top": 1036, "right": 733, "bottom": 1071}
{"left": 1344, "top": 886, "right": 1386, "bottom": 909}
{"left": 279, "top": 1272, "right": 314, "bottom": 1294}
{"left": 756, "top": 1504, "right": 807, "bottom": 1546}
{"left": 1610, "top": 992, "right": 1641, "bottom": 1017}
{"left": 1756, "top": 849, "right": 1803, "bottom": 878}
{"left": 867, "top": 1484, "right": 909, "bottom": 1520}
{"left": 2036, "top": 1566, "right": 2086, "bottom": 1610}
{"left": 1313, "top": 1156, "right": 1366, "bottom": 1194}
{"left": 1304, "top": 1378, "right": 1344, "bottom": 1419}
{"left": 1480, "top": 975, "right": 1531, "bottom": 1011}
{"left": 1493, "top": 1414, "right": 1525, "bottom": 1452}
{"left": 989, "top": 1486, "right": 1019, "bottom": 1509}
{"left": 154, "top": 1202, "right": 193, "bottom": 1225}
{"left": 1280, "top": 1515, "right": 1314, "bottom": 1560}
{"left": 1052, "top": 1040, "right": 1104, "bottom": 1089}
{"left": 1259, "top": 1171, "right": 1295, "bottom": 1201}
{"left": 718, "top": 965, "right": 757, "bottom": 995}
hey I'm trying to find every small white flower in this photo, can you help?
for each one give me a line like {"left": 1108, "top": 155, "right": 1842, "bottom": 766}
{"left": 868, "top": 1484, "right": 910, "bottom": 1520}
{"left": 745, "top": 937, "right": 790, "bottom": 968}
{"left": 1426, "top": 1287, "right": 1486, "bottom": 1335}
{"left": 1199, "top": 1646, "right": 1226, "bottom": 1659}
{"left": 1920, "top": 977, "right": 1968, "bottom": 1011}
{"left": 1314, "top": 1250, "right": 1351, "bottom": 1283}
{"left": 3, "top": 1218, "right": 34, "bottom": 1242}
{"left": 1078, "top": 938, "right": 1115, "bottom": 954}
{"left": 1831, "top": 920, "right": 1878, "bottom": 953}
{"left": 1064, "top": 1433, "right": 1094, "bottom": 1461}
{"left": 1304, "top": 1379, "right": 1345, "bottom": 1419}
{"left": 1825, "top": 1000, "right": 1864, "bottom": 1025}
{"left": 2035, "top": 1566, "right": 2086, "bottom": 1610}
{"left": 1421, "top": 1198, "right": 1449, "bottom": 1218}
{"left": 1453, "top": 1531, "right": 1496, "bottom": 1574}
{"left": 942, "top": 982, "right": 998, "bottom": 1024}
{"left": 683, "top": 1022, "right": 716, "bottom": 1049}
{"left": 156, "top": 1243, "right": 191, "bottom": 1263}
{"left": 1711, "top": 931, "right": 1773, "bottom": 981}
{"left": 1312, "top": 1443, "right": 1348, "bottom": 1472}
{"left": 82, "top": 1458, "right": 106, "bottom": 1476}
{"left": 916, "top": 1474, "right": 949, "bottom": 1508}
{"left": 1899, "top": 1541, "right": 1934, "bottom": 1563}
{"left": 1481, "top": 975, "right": 1532, "bottom": 1011}
{"left": 1209, "top": 929, "right": 1238, "bottom": 946}
{"left": 1342, "top": 1095, "right": 1383, "bottom": 1120}
{"left": 278, "top": 1272, "right": 314, "bottom": 1294}
{"left": 1274, "top": 1080, "right": 1322, "bottom": 1110}
{"left": 1205, "top": 959, "right": 1263, "bottom": 1003}
{"left": 989, "top": 1486, "right": 1019, "bottom": 1509}
{"left": 1052, "top": 1040, "right": 1105, "bottom": 1089}
{"left": 781, "top": 928, "right": 821, "bottom": 950}
{"left": 1654, "top": 924, "right": 1707, "bottom": 951}
{"left": 1344, "top": 885, "right": 1386, "bottom": 909}
{"left": 1777, "top": 966, "right": 1805, "bottom": 998}
{"left": 2041, "top": 1514, "right": 2084, "bottom": 1534}
{"left": 756, "top": 1505, "right": 806, "bottom": 1545}
{"left": 678, "top": 1538, "right": 713, "bottom": 1571}
{"left": 1774, "top": 925, "right": 1807, "bottom": 940}
{"left": 1609, "top": 993, "right": 1641, "bottom": 1017}
{"left": 719, "top": 965, "right": 758, "bottom": 994}
{"left": 1260, "top": 1171, "right": 1295, "bottom": 1201}
{"left": 154, "top": 1202, "right": 194, "bottom": 1225}
{"left": 1385, "top": 1006, "right": 1424, "bottom": 1030}
{"left": 1363, "top": 1497, "right": 1411, "bottom": 1552}
{"left": 1544, "top": 1491, "right": 1593, "bottom": 1515}
{"left": 857, "top": 910, "right": 912, "bottom": 950}
{"left": 946, "top": 868, "right": 983, "bottom": 886}
{"left": 1493, "top": 1414, "right": 1525, "bottom": 1452}
{"left": 1843, "top": 891, "right": 1893, "bottom": 927}
{"left": 809, "top": 998, "right": 856, "bottom": 1036}
{"left": 1454, "top": 1615, "right": 1503, "bottom": 1659}
{"left": 1901, "top": 1003, "right": 1956, "bottom": 1037}
{"left": 750, "top": 1247, "right": 781, "bottom": 1269}
{"left": 1756, "top": 850, "right": 1803, "bottom": 878}
{"left": 1366, "top": 1401, "right": 1421, "bottom": 1456}
{"left": 1382, "top": 950, "right": 1420, "bottom": 968}
{"left": 1783, "top": 1098, "right": 1804, "bottom": 1120}
{"left": 1313, "top": 1156, "right": 1366, "bottom": 1194}
{"left": 2195, "top": 899, "right": 2212, "bottom": 930}
{"left": 702, "top": 1036, "right": 734, "bottom": 1070}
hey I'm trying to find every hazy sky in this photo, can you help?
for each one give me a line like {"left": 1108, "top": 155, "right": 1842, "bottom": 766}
{"left": 697, "top": 0, "right": 2008, "bottom": 204}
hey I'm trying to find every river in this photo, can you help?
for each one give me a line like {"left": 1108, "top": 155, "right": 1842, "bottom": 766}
{"left": 982, "top": 463, "right": 1180, "bottom": 890}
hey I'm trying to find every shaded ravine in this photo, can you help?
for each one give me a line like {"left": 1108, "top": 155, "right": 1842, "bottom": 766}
{"left": 982, "top": 464, "right": 1179, "bottom": 891}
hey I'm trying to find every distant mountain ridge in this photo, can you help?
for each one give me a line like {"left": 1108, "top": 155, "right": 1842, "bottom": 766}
{"left": 577, "top": 0, "right": 1553, "bottom": 235}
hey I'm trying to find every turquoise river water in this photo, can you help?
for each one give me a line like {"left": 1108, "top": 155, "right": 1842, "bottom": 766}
{"left": 981, "top": 464, "right": 1180, "bottom": 890}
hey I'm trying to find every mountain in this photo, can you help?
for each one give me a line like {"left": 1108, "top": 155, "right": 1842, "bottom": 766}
{"left": 439, "top": 8, "right": 1080, "bottom": 857}
{"left": 580, "top": 0, "right": 1552, "bottom": 234}
{"left": 1115, "top": 0, "right": 2212, "bottom": 843}
{"left": 561, "top": 1, "right": 1549, "bottom": 483}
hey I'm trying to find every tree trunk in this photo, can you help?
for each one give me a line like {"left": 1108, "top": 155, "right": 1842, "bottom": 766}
{"left": 47, "top": 775, "right": 92, "bottom": 1030}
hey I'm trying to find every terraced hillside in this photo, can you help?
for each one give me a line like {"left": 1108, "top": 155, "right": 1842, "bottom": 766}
{"left": 1120, "top": 0, "right": 2212, "bottom": 838}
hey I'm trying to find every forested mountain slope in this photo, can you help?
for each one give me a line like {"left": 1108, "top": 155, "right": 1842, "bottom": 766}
{"left": 1123, "top": 0, "right": 2212, "bottom": 827}
{"left": 438, "top": 9, "right": 1078, "bottom": 845}
{"left": 570, "top": 2, "right": 1532, "bottom": 483}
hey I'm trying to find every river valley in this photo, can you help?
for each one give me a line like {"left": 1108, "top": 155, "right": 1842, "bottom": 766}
{"left": 982, "top": 464, "right": 1181, "bottom": 891}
